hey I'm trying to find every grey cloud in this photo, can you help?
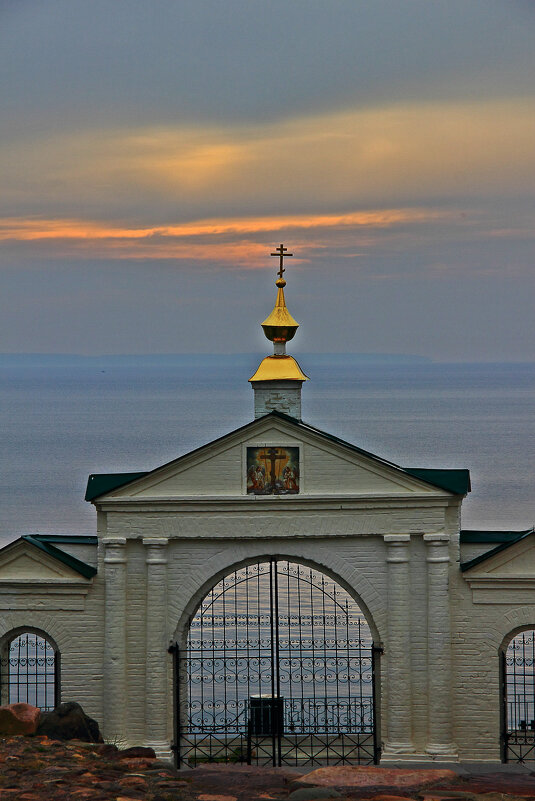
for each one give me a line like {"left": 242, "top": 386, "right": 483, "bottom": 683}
{"left": 1, "top": 0, "right": 534, "bottom": 135}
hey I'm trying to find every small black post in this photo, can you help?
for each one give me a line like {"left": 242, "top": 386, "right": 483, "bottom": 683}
{"left": 168, "top": 643, "right": 180, "bottom": 769}
{"left": 372, "top": 645, "right": 383, "bottom": 765}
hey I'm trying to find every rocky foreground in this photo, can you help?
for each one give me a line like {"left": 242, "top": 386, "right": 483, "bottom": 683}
{"left": 2, "top": 736, "right": 535, "bottom": 801}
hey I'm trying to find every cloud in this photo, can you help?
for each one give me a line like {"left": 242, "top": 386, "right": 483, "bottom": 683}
{"left": 2, "top": 1, "right": 534, "bottom": 129}
{"left": 0, "top": 207, "right": 454, "bottom": 264}
{"left": 1, "top": 98, "right": 534, "bottom": 228}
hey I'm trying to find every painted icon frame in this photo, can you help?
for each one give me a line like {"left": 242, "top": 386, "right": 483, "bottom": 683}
{"left": 246, "top": 446, "right": 299, "bottom": 495}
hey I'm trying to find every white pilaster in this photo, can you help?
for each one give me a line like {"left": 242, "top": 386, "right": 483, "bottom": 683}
{"left": 382, "top": 534, "right": 415, "bottom": 755}
{"left": 103, "top": 537, "right": 127, "bottom": 741}
{"left": 143, "top": 538, "right": 171, "bottom": 759}
{"left": 424, "top": 533, "right": 457, "bottom": 758}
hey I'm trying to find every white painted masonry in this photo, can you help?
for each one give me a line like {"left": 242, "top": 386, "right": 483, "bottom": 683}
{"left": 252, "top": 380, "right": 303, "bottom": 419}
{"left": 0, "top": 411, "right": 533, "bottom": 763}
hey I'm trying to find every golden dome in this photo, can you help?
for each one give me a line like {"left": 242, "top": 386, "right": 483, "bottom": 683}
{"left": 249, "top": 355, "right": 309, "bottom": 383}
{"left": 261, "top": 279, "right": 299, "bottom": 343}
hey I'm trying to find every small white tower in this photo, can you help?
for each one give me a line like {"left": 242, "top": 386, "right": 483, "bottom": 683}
{"left": 249, "top": 244, "right": 309, "bottom": 419}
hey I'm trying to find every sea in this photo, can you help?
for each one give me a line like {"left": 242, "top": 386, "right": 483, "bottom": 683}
{"left": 1, "top": 355, "right": 534, "bottom": 547}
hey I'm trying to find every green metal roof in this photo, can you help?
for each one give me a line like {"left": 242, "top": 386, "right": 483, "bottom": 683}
{"left": 460, "top": 529, "right": 534, "bottom": 572}
{"left": 85, "top": 472, "right": 148, "bottom": 502}
{"left": 402, "top": 468, "right": 470, "bottom": 495}
{"left": 85, "top": 410, "right": 471, "bottom": 501}
{"left": 460, "top": 529, "right": 533, "bottom": 544}
{"left": 20, "top": 535, "right": 97, "bottom": 579}
{"left": 27, "top": 534, "right": 97, "bottom": 545}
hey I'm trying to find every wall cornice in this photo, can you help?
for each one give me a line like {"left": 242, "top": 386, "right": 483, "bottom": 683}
{"left": 96, "top": 494, "right": 457, "bottom": 514}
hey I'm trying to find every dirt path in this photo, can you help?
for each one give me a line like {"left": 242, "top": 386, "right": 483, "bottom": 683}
{"left": 2, "top": 737, "right": 535, "bottom": 801}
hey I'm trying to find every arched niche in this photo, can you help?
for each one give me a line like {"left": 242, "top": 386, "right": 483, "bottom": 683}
{"left": 0, "top": 627, "right": 60, "bottom": 711}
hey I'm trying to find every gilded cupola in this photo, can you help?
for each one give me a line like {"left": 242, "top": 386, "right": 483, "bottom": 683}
{"left": 249, "top": 245, "right": 309, "bottom": 418}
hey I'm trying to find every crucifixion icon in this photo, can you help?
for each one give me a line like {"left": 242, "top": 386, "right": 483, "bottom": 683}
{"left": 270, "top": 243, "right": 293, "bottom": 281}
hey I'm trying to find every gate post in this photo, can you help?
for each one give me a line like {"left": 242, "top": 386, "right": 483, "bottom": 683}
{"left": 143, "top": 537, "right": 171, "bottom": 759}
{"left": 424, "top": 533, "right": 457, "bottom": 758}
{"left": 382, "top": 534, "right": 415, "bottom": 756}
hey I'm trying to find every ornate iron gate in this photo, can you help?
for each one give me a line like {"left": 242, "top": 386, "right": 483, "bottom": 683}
{"left": 0, "top": 632, "right": 59, "bottom": 710}
{"left": 172, "top": 559, "right": 380, "bottom": 767}
{"left": 502, "top": 629, "right": 535, "bottom": 763}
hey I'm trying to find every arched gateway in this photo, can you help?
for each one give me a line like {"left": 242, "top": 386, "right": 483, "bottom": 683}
{"left": 3, "top": 245, "right": 534, "bottom": 764}
{"left": 80, "top": 253, "right": 471, "bottom": 762}
{"left": 172, "top": 559, "right": 379, "bottom": 766}
{"left": 502, "top": 629, "right": 535, "bottom": 764}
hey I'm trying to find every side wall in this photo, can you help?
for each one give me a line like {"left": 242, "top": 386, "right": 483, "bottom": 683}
{"left": 0, "top": 575, "right": 106, "bottom": 725}
{"left": 451, "top": 576, "right": 535, "bottom": 761}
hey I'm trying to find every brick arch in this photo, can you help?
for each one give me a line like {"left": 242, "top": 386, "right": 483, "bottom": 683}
{"left": 172, "top": 544, "right": 384, "bottom": 646}
{"left": 170, "top": 545, "right": 382, "bottom": 766}
{"left": 0, "top": 623, "right": 60, "bottom": 710}
{"left": 477, "top": 607, "right": 535, "bottom": 654}
{"left": 0, "top": 613, "right": 72, "bottom": 654}
{"left": 500, "top": 621, "right": 535, "bottom": 764}
{"left": 0, "top": 625, "right": 60, "bottom": 655}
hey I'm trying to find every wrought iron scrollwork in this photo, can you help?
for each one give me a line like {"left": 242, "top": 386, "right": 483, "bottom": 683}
{"left": 176, "top": 559, "right": 378, "bottom": 767}
{"left": 503, "top": 629, "right": 535, "bottom": 763}
{"left": 0, "top": 633, "right": 58, "bottom": 711}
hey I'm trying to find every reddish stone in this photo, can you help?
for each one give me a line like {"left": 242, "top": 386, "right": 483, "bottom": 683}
{"left": 0, "top": 703, "right": 40, "bottom": 735}
{"left": 198, "top": 795, "right": 238, "bottom": 801}
{"left": 119, "top": 774, "right": 148, "bottom": 787}
{"left": 295, "top": 766, "right": 457, "bottom": 790}
{"left": 372, "top": 796, "right": 415, "bottom": 801}
{"left": 421, "top": 794, "right": 476, "bottom": 801}
{"left": 449, "top": 778, "right": 535, "bottom": 797}
{"left": 120, "top": 757, "right": 156, "bottom": 770}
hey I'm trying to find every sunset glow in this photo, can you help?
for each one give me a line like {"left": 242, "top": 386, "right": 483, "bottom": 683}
{"left": 1, "top": 2, "right": 534, "bottom": 359}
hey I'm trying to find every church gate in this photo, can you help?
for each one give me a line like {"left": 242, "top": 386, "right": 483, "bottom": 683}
{"left": 502, "top": 629, "right": 535, "bottom": 764}
{"left": 171, "top": 558, "right": 380, "bottom": 767}
{"left": 0, "top": 629, "right": 59, "bottom": 711}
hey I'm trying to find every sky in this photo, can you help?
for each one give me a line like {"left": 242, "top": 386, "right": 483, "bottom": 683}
{"left": 1, "top": 0, "right": 534, "bottom": 360}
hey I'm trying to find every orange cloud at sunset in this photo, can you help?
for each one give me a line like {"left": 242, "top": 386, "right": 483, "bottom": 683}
{"left": 1, "top": 98, "right": 534, "bottom": 229}
{"left": 0, "top": 207, "right": 455, "bottom": 264}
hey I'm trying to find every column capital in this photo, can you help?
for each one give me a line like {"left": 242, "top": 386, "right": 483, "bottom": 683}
{"left": 424, "top": 533, "right": 450, "bottom": 563}
{"left": 102, "top": 536, "right": 127, "bottom": 547}
{"left": 103, "top": 537, "right": 127, "bottom": 563}
{"left": 423, "top": 533, "right": 450, "bottom": 543}
{"left": 384, "top": 534, "right": 410, "bottom": 562}
{"left": 384, "top": 534, "right": 411, "bottom": 543}
{"left": 142, "top": 537, "right": 169, "bottom": 547}
{"left": 143, "top": 537, "right": 168, "bottom": 564}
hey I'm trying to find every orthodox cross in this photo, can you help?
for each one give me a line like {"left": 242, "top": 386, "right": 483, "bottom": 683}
{"left": 271, "top": 243, "right": 293, "bottom": 281}
{"left": 266, "top": 447, "right": 284, "bottom": 491}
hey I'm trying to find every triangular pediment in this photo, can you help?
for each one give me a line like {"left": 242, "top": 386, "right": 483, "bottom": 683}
{"left": 95, "top": 413, "right": 453, "bottom": 501}
{"left": 0, "top": 539, "right": 89, "bottom": 582}
{"left": 463, "top": 533, "right": 535, "bottom": 579}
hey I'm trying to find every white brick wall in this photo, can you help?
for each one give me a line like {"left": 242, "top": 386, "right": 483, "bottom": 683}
{"left": 252, "top": 381, "right": 302, "bottom": 419}
{"left": 1, "top": 418, "right": 532, "bottom": 763}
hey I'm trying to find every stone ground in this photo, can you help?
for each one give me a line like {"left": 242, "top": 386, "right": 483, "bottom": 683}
{"left": 2, "top": 737, "right": 535, "bottom": 801}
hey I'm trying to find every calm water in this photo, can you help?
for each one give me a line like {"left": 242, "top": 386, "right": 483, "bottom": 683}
{"left": 1, "top": 358, "right": 534, "bottom": 545}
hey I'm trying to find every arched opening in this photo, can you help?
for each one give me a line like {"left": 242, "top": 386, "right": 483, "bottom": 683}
{"left": 502, "top": 628, "right": 535, "bottom": 763}
{"left": 172, "top": 558, "right": 379, "bottom": 767}
{"left": 0, "top": 629, "right": 59, "bottom": 711}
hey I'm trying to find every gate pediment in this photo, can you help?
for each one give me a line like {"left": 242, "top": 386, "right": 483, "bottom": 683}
{"left": 0, "top": 539, "right": 88, "bottom": 582}
{"left": 0, "top": 538, "right": 93, "bottom": 611}
{"left": 88, "top": 412, "right": 459, "bottom": 502}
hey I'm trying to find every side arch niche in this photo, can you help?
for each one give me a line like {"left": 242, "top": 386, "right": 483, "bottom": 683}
{"left": 171, "top": 557, "right": 380, "bottom": 767}
{"left": 0, "top": 628, "right": 60, "bottom": 711}
{"left": 501, "top": 627, "right": 535, "bottom": 764}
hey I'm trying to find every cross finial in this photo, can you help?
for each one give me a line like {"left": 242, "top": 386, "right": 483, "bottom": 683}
{"left": 271, "top": 243, "right": 293, "bottom": 281}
